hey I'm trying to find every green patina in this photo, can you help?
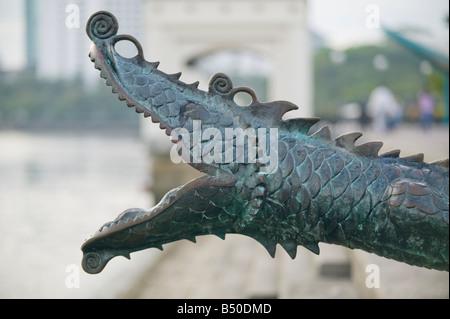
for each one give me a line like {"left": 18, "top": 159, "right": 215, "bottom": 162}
{"left": 81, "top": 12, "right": 449, "bottom": 274}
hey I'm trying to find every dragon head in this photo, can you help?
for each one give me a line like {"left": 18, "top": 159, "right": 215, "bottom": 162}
{"left": 82, "top": 11, "right": 449, "bottom": 274}
{"left": 82, "top": 11, "right": 317, "bottom": 274}
{"left": 84, "top": 11, "right": 313, "bottom": 178}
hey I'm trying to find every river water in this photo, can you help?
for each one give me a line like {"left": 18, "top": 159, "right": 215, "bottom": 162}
{"left": 0, "top": 129, "right": 159, "bottom": 298}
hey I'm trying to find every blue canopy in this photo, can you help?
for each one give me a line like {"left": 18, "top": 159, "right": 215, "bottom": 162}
{"left": 384, "top": 27, "right": 449, "bottom": 123}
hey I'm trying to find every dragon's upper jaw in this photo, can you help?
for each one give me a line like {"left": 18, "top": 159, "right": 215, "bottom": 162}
{"left": 89, "top": 43, "right": 170, "bottom": 133}
{"left": 89, "top": 40, "right": 238, "bottom": 184}
{"left": 86, "top": 12, "right": 289, "bottom": 183}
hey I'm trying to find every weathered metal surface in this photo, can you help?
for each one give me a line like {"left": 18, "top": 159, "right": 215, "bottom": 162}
{"left": 81, "top": 11, "right": 449, "bottom": 274}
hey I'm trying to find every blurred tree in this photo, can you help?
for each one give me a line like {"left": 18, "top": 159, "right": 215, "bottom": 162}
{"left": 314, "top": 40, "right": 442, "bottom": 121}
{"left": 0, "top": 75, "right": 139, "bottom": 130}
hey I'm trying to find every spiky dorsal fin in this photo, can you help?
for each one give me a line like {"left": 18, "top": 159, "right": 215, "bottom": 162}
{"left": 150, "top": 61, "right": 160, "bottom": 68}
{"left": 308, "top": 125, "right": 435, "bottom": 164}
{"left": 168, "top": 72, "right": 182, "bottom": 81}
{"left": 402, "top": 153, "right": 424, "bottom": 163}
{"left": 334, "top": 132, "right": 363, "bottom": 150}
{"left": 247, "top": 100, "right": 299, "bottom": 128}
{"left": 380, "top": 149, "right": 401, "bottom": 158}
{"left": 430, "top": 158, "right": 449, "bottom": 168}
{"left": 206, "top": 72, "right": 439, "bottom": 166}
{"left": 310, "top": 125, "right": 332, "bottom": 142}
{"left": 332, "top": 132, "right": 383, "bottom": 157}
{"left": 281, "top": 118, "right": 321, "bottom": 134}
{"left": 353, "top": 141, "right": 384, "bottom": 158}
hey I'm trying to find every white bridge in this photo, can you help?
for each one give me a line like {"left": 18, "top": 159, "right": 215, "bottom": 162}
{"left": 139, "top": 0, "right": 312, "bottom": 152}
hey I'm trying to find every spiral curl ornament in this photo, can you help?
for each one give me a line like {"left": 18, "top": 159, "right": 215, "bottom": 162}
{"left": 82, "top": 252, "right": 103, "bottom": 274}
{"left": 209, "top": 73, "right": 233, "bottom": 95}
{"left": 86, "top": 11, "right": 118, "bottom": 41}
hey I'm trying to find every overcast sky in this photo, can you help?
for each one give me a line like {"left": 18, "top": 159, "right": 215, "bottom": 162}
{"left": 0, "top": 0, "right": 448, "bottom": 71}
{"left": 309, "top": 0, "right": 449, "bottom": 49}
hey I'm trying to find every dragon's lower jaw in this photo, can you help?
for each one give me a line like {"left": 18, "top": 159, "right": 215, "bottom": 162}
{"left": 81, "top": 175, "right": 237, "bottom": 274}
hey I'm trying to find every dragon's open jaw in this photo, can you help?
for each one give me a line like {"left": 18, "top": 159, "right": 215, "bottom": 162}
{"left": 81, "top": 175, "right": 228, "bottom": 274}
{"left": 82, "top": 43, "right": 237, "bottom": 274}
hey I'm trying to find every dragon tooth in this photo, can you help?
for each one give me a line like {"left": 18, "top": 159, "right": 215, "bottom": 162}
{"left": 99, "top": 69, "right": 107, "bottom": 79}
{"left": 98, "top": 223, "right": 111, "bottom": 233}
{"left": 116, "top": 219, "right": 128, "bottom": 227}
{"left": 93, "top": 59, "right": 100, "bottom": 70}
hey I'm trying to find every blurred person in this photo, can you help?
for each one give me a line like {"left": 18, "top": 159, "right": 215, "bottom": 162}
{"left": 386, "top": 95, "right": 403, "bottom": 130}
{"left": 358, "top": 98, "right": 372, "bottom": 129}
{"left": 417, "top": 86, "right": 435, "bottom": 130}
{"left": 367, "top": 84, "right": 398, "bottom": 132}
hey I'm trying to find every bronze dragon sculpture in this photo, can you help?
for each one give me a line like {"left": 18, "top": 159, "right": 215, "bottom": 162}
{"left": 81, "top": 12, "right": 449, "bottom": 274}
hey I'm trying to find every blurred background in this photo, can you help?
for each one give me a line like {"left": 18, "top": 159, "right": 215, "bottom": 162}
{"left": 0, "top": 0, "right": 448, "bottom": 298}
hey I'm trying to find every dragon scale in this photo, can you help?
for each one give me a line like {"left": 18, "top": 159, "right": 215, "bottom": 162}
{"left": 81, "top": 12, "right": 449, "bottom": 274}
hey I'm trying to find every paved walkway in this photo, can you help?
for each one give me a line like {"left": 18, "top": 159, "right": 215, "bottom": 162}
{"left": 118, "top": 236, "right": 363, "bottom": 299}
{"left": 118, "top": 236, "right": 448, "bottom": 299}
{"left": 119, "top": 124, "right": 449, "bottom": 299}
